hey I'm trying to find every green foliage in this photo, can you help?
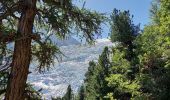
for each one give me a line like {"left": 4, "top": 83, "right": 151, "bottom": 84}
{"left": 133, "top": 0, "right": 170, "bottom": 99}
{"left": 1, "top": 0, "right": 105, "bottom": 76}
{"left": 0, "top": 72, "right": 8, "bottom": 96}
{"left": 158, "top": 0, "right": 170, "bottom": 34}
{"left": 77, "top": 47, "right": 112, "bottom": 99}
{"left": 105, "top": 48, "right": 141, "bottom": 99}
{"left": 150, "top": 0, "right": 160, "bottom": 24}
{"left": 52, "top": 97, "right": 63, "bottom": 100}
{"left": 1, "top": 0, "right": 106, "bottom": 98}
{"left": 106, "top": 74, "right": 140, "bottom": 98}
{"left": 62, "top": 85, "right": 74, "bottom": 100}
{"left": 32, "top": 41, "right": 62, "bottom": 72}
{"left": 110, "top": 9, "right": 140, "bottom": 61}
{"left": 34, "top": 0, "right": 106, "bottom": 44}
{"left": 24, "top": 84, "right": 42, "bottom": 100}
{"left": 1, "top": 0, "right": 170, "bottom": 99}
{"left": 110, "top": 9, "right": 139, "bottom": 45}
{"left": 32, "top": 0, "right": 105, "bottom": 71}
{"left": 77, "top": 85, "right": 85, "bottom": 100}
{"left": 77, "top": 1, "right": 170, "bottom": 99}
{"left": 84, "top": 61, "right": 99, "bottom": 99}
{"left": 111, "top": 49, "right": 130, "bottom": 74}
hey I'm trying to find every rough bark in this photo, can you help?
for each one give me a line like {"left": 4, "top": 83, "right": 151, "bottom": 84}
{"left": 5, "top": 0, "right": 37, "bottom": 100}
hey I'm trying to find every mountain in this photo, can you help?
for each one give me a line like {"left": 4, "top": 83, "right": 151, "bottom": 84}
{"left": 53, "top": 37, "right": 80, "bottom": 46}
{"left": 28, "top": 38, "right": 113, "bottom": 99}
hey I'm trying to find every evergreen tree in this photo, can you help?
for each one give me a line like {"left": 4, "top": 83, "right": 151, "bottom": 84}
{"left": 82, "top": 47, "right": 112, "bottom": 99}
{"left": 110, "top": 9, "right": 140, "bottom": 61}
{"left": 84, "top": 61, "right": 98, "bottom": 99}
{"left": 52, "top": 85, "right": 73, "bottom": 100}
{"left": 96, "top": 47, "right": 112, "bottom": 98}
{"left": 62, "top": 85, "right": 73, "bottom": 100}
{"left": 0, "top": 71, "right": 8, "bottom": 96}
{"left": 77, "top": 85, "right": 85, "bottom": 100}
{"left": 106, "top": 48, "right": 140, "bottom": 99}
{"left": 134, "top": 0, "right": 170, "bottom": 99}
{"left": 79, "top": 0, "right": 170, "bottom": 99}
{"left": 0, "top": 0, "right": 105, "bottom": 99}
{"left": 52, "top": 97, "right": 62, "bottom": 100}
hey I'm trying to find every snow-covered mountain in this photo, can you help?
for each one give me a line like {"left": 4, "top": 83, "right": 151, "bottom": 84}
{"left": 28, "top": 38, "right": 113, "bottom": 99}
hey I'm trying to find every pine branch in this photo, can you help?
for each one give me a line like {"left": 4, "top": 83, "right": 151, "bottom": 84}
{"left": 0, "top": 1, "right": 21, "bottom": 20}
{"left": 0, "top": 31, "right": 41, "bottom": 43}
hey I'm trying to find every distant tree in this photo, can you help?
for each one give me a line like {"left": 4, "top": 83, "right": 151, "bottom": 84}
{"left": 96, "top": 47, "right": 112, "bottom": 97}
{"left": 84, "top": 61, "right": 98, "bottom": 99}
{"left": 0, "top": 0, "right": 105, "bottom": 99}
{"left": 62, "top": 85, "right": 73, "bottom": 100}
{"left": 0, "top": 71, "right": 8, "bottom": 95}
{"left": 51, "top": 97, "right": 62, "bottom": 100}
{"left": 82, "top": 47, "right": 112, "bottom": 99}
{"left": 77, "top": 85, "right": 85, "bottom": 100}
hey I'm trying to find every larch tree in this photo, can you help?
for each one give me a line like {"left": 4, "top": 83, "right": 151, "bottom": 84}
{"left": 0, "top": 0, "right": 105, "bottom": 100}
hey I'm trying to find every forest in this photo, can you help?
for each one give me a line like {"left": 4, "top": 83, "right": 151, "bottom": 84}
{"left": 0, "top": 0, "right": 170, "bottom": 100}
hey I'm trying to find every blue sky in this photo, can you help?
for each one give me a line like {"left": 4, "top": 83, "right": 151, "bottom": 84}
{"left": 75, "top": 0, "right": 152, "bottom": 38}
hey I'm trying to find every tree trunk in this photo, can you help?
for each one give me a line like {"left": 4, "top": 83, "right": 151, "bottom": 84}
{"left": 5, "top": 0, "right": 37, "bottom": 100}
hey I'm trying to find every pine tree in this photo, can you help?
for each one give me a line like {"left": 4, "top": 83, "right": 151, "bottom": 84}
{"left": 87, "top": 10, "right": 141, "bottom": 99}
{"left": 76, "top": 85, "right": 85, "bottom": 100}
{"left": 62, "top": 85, "right": 73, "bottom": 100}
{"left": 110, "top": 9, "right": 140, "bottom": 61}
{"left": 96, "top": 47, "right": 112, "bottom": 98}
{"left": 0, "top": 0, "right": 105, "bottom": 99}
{"left": 84, "top": 61, "right": 98, "bottom": 99}
{"left": 83, "top": 47, "right": 112, "bottom": 99}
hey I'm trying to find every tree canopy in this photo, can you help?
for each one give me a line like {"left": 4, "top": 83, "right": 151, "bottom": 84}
{"left": 1, "top": 0, "right": 170, "bottom": 99}
{"left": 0, "top": 0, "right": 105, "bottom": 99}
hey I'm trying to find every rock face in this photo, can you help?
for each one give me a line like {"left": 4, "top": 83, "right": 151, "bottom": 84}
{"left": 54, "top": 37, "right": 80, "bottom": 46}
{"left": 28, "top": 38, "right": 113, "bottom": 100}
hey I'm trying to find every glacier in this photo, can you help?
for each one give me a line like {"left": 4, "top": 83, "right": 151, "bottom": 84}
{"left": 28, "top": 38, "right": 113, "bottom": 99}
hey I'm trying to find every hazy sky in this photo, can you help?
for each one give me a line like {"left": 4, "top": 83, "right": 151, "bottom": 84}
{"left": 75, "top": 0, "right": 152, "bottom": 38}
